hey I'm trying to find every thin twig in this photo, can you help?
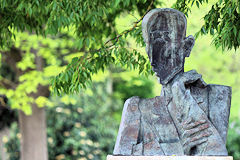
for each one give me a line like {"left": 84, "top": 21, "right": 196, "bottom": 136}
{"left": 103, "top": 0, "right": 154, "bottom": 48}
{"left": 0, "top": 78, "right": 17, "bottom": 89}
{"left": 89, "top": 0, "right": 154, "bottom": 54}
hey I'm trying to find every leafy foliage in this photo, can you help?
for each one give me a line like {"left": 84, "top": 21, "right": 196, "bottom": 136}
{"left": 198, "top": 0, "right": 240, "bottom": 50}
{"left": 227, "top": 121, "right": 240, "bottom": 159}
{"left": 5, "top": 81, "right": 121, "bottom": 160}
{"left": 1, "top": 0, "right": 240, "bottom": 95}
{"left": 0, "top": 32, "right": 70, "bottom": 114}
{"left": 0, "top": 0, "right": 160, "bottom": 108}
{"left": 4, "top": 73, "right": 155, "bottom": 160}
{"left": 173, "top": 0, "right": 209, "bottom": 16}
{"left": 52, "top": 41, "right": 153, "bottom": 95}
{"left": 50, "top": 1, "right": 157, "bottom": 95}
{"left": 0, "top": 0, "right": 156, "bottom": 47}
{"left": 174, "top": 0, "right": 240, "bottom": 50}
{"left": 112, "top": 70, "right": 155, "bottom": 101}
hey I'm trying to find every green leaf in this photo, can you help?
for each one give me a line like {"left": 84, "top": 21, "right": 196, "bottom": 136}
{"left": 29, "top": 8, "right": 32, "bottom": 16}
{"left": 196, "top": 1, "right": 200, "bottom": 8}
{"left": 210, "top": 28, "right": 214, "bottom": 35}
{"left": 233, "top": 26, "right": 237, "bottom": 37}
{"left": 114, "top": 0, "right": 120, "bottom": 7}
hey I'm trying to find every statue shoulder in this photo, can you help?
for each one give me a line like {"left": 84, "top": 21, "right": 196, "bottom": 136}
{"left": 113, "top": 96, "right": 141, "bottom": 155}
{"left": 124, "top": 96, "right": 140, "bottom": 106}
{"left": 208, "top": 84, "right": 231, "bottom": 89}
{"left": 208, "top": 84, "right": 232, "bottom": 100}
{"left": 207, "top": 84, "right": 231, "bottom": 145}
{"left": 122, "top": 96, "right": 141, "bottom": 118}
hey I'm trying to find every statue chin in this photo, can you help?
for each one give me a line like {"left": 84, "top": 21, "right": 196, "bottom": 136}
{"left": 158, "top": 67, "right": 183, "bottom": 85}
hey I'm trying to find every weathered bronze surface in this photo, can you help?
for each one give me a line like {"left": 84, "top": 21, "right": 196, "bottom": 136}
{"left": 113, "top": 8, "right": 231, "bottom": 156}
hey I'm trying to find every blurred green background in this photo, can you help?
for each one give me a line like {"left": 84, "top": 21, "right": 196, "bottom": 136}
{"left": 1, "top": 0, "right": 240, "bottom": 160}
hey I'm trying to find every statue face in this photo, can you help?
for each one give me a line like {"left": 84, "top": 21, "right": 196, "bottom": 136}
{"left": 142, "top": 9, "right": 194, "bottom": 85}
{"left": 149, "top": 29, "right": 183, "bottom": 85}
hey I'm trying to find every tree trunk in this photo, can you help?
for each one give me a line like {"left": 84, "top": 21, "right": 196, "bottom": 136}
{"left": 19, "top": 104, "right": 48, "bottom": 160}
{"left": 1, "top": 47, "right": 49, "bottom": 160}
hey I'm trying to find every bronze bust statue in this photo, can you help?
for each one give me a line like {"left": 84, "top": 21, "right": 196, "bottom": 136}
{"left": 113, "top": 8, "right": 231, "bottom": 156}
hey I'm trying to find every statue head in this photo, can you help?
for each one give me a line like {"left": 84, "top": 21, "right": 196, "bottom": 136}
{"left": 142, "top": 8, "right": 195, "bottom": 85}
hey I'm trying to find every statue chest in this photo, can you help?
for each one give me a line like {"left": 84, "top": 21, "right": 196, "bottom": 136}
{"left": 138, "top": 96, "right": 183, "bottom": 155}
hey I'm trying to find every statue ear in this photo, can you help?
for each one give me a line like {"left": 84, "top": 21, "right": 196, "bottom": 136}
{"left": 183, "top": 35, "right": 195, "bottom": 57}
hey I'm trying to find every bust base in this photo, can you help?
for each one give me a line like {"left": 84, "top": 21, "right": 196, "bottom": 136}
{"left": 107, "top": 155, "right": 233, "bottom": 160}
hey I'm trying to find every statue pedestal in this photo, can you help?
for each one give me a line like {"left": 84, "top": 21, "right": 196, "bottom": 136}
{"left": 107, "top": 155, "right": 233, "bottom": 160}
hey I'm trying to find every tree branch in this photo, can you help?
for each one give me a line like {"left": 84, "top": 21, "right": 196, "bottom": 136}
{"left": 78, "top": 0, "right": 154, "bottom": 62}
{"left": 103, "top": 0, "right": 154, "bottom": 48}
{"left": 55, "top": 0, "right": 155, "bottom": 89}
{"left": 0, "top": 78, "right": 17, "bottom": 89}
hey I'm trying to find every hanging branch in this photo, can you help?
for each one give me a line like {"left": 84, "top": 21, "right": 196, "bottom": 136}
{"left": 52, "top": 0, "right": 155, "bottom": 94}
{"left": 77, "top": 0, "right": 155, "bottom": 64}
